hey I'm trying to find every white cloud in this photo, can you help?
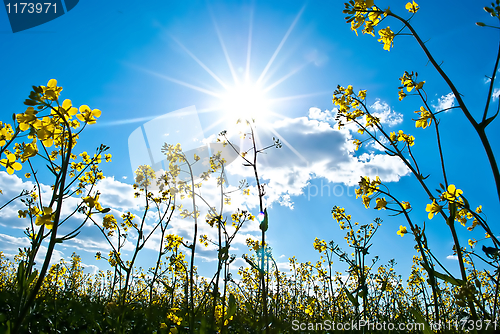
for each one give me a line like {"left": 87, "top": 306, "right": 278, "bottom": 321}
{"left": 95, "top": 176, "right": 142, "bottom": 211}
{"left": 308, "top": 107, "right": 336, "bottom": 123}
{"left": 0, "top": 99, "right": 412, "bottom": 269}
{"left": 446, "top": 255, "right": 458, "bottom": 261}
{"left": 493, "top": 88, "right": 500, "bottom": 101}
{"left": 370, "top": 100, "right": 403, "bottom": 126}
{"left": 81, "top": 262, "right": 100, "bottom": 275}
{"left": 0, "top": 233, "right": 65, "bottom": 266}
{"left": 433, "top": 93, "right": 455, "bottom": 112}
{"left": 224, "top": 113, "right": 410, "bottom": 210}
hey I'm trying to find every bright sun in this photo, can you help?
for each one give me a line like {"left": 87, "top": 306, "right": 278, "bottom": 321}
{"left": 220, "top": 82, "right": 270, "bottom": 122}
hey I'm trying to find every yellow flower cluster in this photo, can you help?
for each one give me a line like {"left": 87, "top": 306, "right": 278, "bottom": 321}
{"left": 165, "top": 234, "right": 184, "bottom": 251}
{"left": 389, "top": 130, "right": 415, "bottom": 147}
{"left": 399, "top": 71, "right": 425, "bottom": 95}
{"left": 332, "top": 85, "right": 372, "bottom": 130}
{"left": 313, "top": 238, "right": 328, "bottom": 253}
{"left": 343, "top": 0, "right": 419, "bottom": 51}
{"left": 414, "top": 106, "right": 432, "bottom": 129}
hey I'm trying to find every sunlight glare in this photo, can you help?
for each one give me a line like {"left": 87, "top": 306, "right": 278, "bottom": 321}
{"left": 220, "top": 82, "right": 270, "bottom": 121}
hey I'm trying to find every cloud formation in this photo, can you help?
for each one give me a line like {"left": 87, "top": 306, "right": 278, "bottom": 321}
{"left": 226, "top": 105, "right": 409, "bottom": 209}
{"left": 0, "top": 100, "right": 411, "bottom": 273}
{"left": 433, "top": 92, "right": 456, "bottom": 112}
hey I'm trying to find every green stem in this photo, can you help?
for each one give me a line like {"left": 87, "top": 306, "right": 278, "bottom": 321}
{"left": 389, "top": 11, "right": 500, "bottom": 203}
{"left": 13, "top": 104, "right": 73, "bottom": 333}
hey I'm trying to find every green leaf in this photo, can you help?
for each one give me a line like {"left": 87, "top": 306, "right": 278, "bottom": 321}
{"left": 410, "top": 307, "right": 434, "bottom": 334}
{"left": 259, "top": 208, "right": 268, "bottom": 232}
{"left": 227, "top": 293, "right": 237, "bottom": 318}
{"left": 16, "top": 261, "right": 26, "bottom": 292}
{"left": 27, "top": 270, "right": 38, "bottom": 284}
{"left": 24, "top": 99, "right": 37, "bottom": 106}
{"left": 421, "top": 261, "right": 464, "bottom": 286}
{"left": 245, "top": 301, "right": 256, "bottom": 316}
{"left": 159, "top": 280, "right": 174, "bottom": 294}
{"left": 344, "top": 287, "right": 359, "bottom": 307}
{"left": 243, "top": 255, "right": 259, "bottom": 271}
{"left": 0, "top": 319, "right": 11, "bottom": 334}
{"left": 435, "top": 271, "right": 464, "bottom": 285}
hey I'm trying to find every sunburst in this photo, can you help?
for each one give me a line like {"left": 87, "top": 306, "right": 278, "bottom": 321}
{"left": 118, "top": 3, "right": 322, "bottom": 166}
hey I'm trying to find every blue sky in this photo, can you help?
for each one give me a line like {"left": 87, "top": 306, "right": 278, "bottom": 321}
{"left": 0, "top": 0, "right": 499, "bottom": 282}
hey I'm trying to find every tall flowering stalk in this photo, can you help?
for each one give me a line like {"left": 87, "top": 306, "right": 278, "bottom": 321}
{"left": 0, "top": 80, "right": 111, "bottom": 333}
{"left": 333, "top": 0, "right": 500, "bottom": 324}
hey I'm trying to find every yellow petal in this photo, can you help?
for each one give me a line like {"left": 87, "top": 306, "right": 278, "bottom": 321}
{"left": 79, "top": 105, "right": 91, "bottom": 113}
{"left": 19, "top": 123, "right": 30, "bottom": 131}
{"left": 47, "top": 79, "right": 57, "bottom": 88}
{"left": 62, "top": 99, "right": 72, "bottom": 109}
{"left": 92, "top": 109, "right": 102, "bottom": 118}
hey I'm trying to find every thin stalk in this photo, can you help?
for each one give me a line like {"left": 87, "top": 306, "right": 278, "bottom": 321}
{"left": 389, "top": 11, "right": 500, "bottom": 203}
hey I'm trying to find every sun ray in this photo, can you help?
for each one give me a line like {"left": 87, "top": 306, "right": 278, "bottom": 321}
{"left": 267, "top": 125, "right": 309, "bottom": 166}
{"left": 127, "top": 64, "right": 222, "bottom": 98}
{"left": 96, "top": 115, "right": 157, "bottom": 127}
{"left": 200, "top": 113, "right": 227, "bottom": 134}
{"left": 245, "top": 3, "right": 254, "bottom": 82}
{"left": 170, "top": 35, "right": 229, "bottom": 90}
{"left": 209, "top": 7, "right": 239, "bottom": 85}
{"left": 195, "top": 107, "right": 223, "bottom": 114}
{"left": 256, "top": 6, "right": 305, "bottom": 86}
{"left": 97, "top": 107, "right": 221, "bottom": 129}
{"left": 263, "top": 61, "right": 311, "bottom": 94}
{"left": 269, "top": 91, "right": 329, "bottom": 103}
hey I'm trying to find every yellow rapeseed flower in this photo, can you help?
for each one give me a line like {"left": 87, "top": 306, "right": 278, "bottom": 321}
{"left": 415, "top": 106, "right": 432, "bottom": 129}
{"left": 378, "top": 27, "right": 395, "bottom": 51}
{"left": 397, "top": 225, "right": 407, "bottom": 237}
{"left": 405, "top": 1, "right": 419, "bottom": 13}
{"left": 426, "top": 200, "right": 442, "bottom": 219}
{"left": 35, "top": 206, "right": 55, "bottom": 229}
{"left": 398, "top": 89, "right": 406, "bottom": 101}
{"left": 375, "top": 197, "right": 387, "bottom": 210}
{"left": 0, "top": 153, "right": 22, "bottom": 174}
{"left": 76, "top": 105, "right": 101, "bottom": 124}
{"left": 442, "top": 184, "right": 463, "bottom": 202}
{"left": 42, "top": 79, "right": 63, "bottom": 100}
